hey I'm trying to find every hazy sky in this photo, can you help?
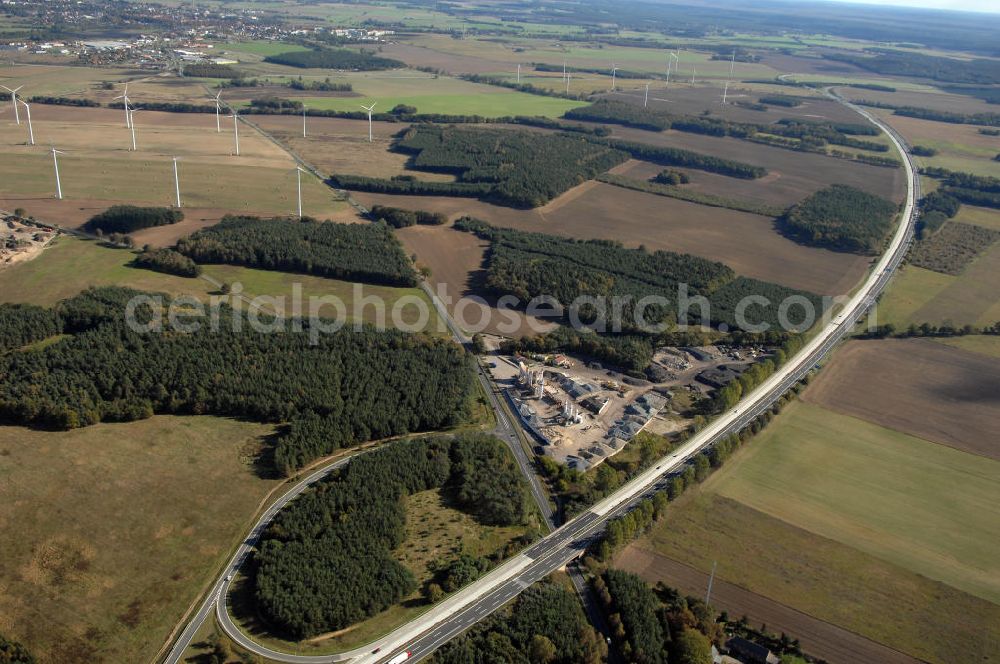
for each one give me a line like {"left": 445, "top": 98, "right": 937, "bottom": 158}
{"left": 829, "top": 0, "right": 1000, "bottom": 13}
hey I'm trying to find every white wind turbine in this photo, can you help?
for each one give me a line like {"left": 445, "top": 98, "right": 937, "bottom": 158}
{"left": 114, "top": 83, "right": 131, "bottom": 128}
{"left": 230, "top": 111, "right": 240, "bottom": 156}
{"left": 722, "top": 80, "right": 730, "bottom": 105}
{"left": 172, "top": 156, "right": 182, "bottom": 208}
{"left": 565, "top": 71, "right": 571, "bottom": 94}
{"left": 644, "top": 82, "right": 650, "bottom": 108}
{"left": 295, "top": 166, "right": 306, "bottom": 218}
{"left": 19, "top": 99, "right": 33, "bottom": 145}
{"left": 1, "top": 84, "right": 22, "bottom": 124}
{"left": 516, "top": 63, "right": 521, "bottom": 84}
{"left": 610, "top": 65, "right": 619, "bottom": 91}
{"left": 302, "top": 103, "right": 307, "bottom": 138}
{"left": 213, "top": 91, "right": 223, "bottom": 132}
{"left": 361, "top": 101, "right": 376, "bottom": 143}
{"left": 50, "top": 147, "right": 64, "bottom": 199}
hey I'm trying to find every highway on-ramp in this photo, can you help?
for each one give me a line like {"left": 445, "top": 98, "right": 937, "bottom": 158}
{"left": 162, "top": 91, "right": 917, "bottom": 664}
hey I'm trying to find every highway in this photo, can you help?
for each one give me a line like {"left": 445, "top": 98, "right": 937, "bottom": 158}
{"left": 162, "top": 91, "right": 917, "bottom": 664}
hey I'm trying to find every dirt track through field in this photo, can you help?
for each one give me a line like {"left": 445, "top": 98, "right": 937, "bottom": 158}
{"left": 803, "top": 339, "right": 1000, "bottom": 460}
{"left": 616, "top": 547, "right": 921, "bottom": 664}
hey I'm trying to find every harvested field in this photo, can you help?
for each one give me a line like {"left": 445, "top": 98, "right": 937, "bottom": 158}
{"left": 612, "top": 159, "right": 791, "bottom": 208}
{"left": 394, "top": 223, "right": 554, "bottom": 337}
{"left": 874, "top": 110, "right": 1000, "bottom": 178}
{"left": 617, "top": 547, "right": 920, "bottom": 664}
{"left": 622, "top": 491, "right": 1000, "bottom": 664}
{"left": 379, "top": 42, "right": 511, "bottom": 74}
{"left": 909, "top": 221, "right": 1000, "bottom": 275}
{"left": 851, "top": 87, "right": 1000, "bottom": 115}
{"left": 0, "top": 106, "right": 348, "bottom": 220}
{"left": 803, "top": 339, "right": 1000, "bottom": 460}
{"left": 249, "top": 115, "right": 454, "bottom": 182}
{"left": 583, "top": 122, "right": 905, "bottom": 205}
{"left": 912, "top": 241, "right": 1000, "bottom": 327}
{"left": 0, "top": 416, "right": 281, "bottom": 664}
{"left": 355, "top": 182, "right": 872, "bottom": 295}
{"left": 711, "top": 401, "right": 1000, "bottom": 605}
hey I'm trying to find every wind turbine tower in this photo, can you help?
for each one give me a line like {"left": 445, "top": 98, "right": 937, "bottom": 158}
{"left": 722, "top": 80, "right": 730, "bottom": 105}
{"left": 1, "top": 85, "right": 23, "bottom": 124}
{"left": 302, "top": 104, "right": 307, "bottom": 138}
{"left": 128, "top": 108, "right": 139, "bottom": 151}
{"left": 517, "top": 63, "right": 521, "bottom": 84}
{"left": 611, "top": 65, "right": 619, "bottom": 91}
{"left": 644, "top": 82, "right": 650, "bottom": 108}
{"left": 231, "top": 111, "right": 240, "bottom": 156}
{"left": 565, "top": 71, "right": 571, "bottom": 94}
{"left": 729, "top": 50, "right": 736, "bottom": 79}
{"left": 296, "top": 167, "right": 305, "bottom": 218}
{"left": 361, "top": 101, "right": 377, "bottom": 143}
{"left": 51, "top": 148, "right": 64, "bottom": 200}
{"left": 172, "top": 157, "right": 182, "bottom": 208}
{"left": 19, "top": 99, "right": 33, "bottom": 145}
{"left": 214, "top": 91, "right": 223, "bottom": 132}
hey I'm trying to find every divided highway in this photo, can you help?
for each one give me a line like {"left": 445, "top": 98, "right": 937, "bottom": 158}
{"left": 162, "top": 91, "right": 917, "bottom": 664}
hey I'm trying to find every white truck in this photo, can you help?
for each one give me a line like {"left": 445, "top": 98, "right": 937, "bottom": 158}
{"left": 387, "top": 652, "right": 411, "bottom": 664}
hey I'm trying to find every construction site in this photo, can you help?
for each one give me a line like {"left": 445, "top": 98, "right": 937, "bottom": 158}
{"left": 488, "top": 345, "right": 768, "bottom": 471}
{"left": 1, "top": 215, "right": 57, "bottom": 271}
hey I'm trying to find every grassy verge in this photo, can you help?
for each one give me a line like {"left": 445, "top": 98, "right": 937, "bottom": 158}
{"left": 0, "top": 416, "right": 281, "bottom": 664}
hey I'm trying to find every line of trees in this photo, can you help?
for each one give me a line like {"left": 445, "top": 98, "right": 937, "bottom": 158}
{"left": 174, "top": 215, "right": 418, "bottom": 287}
{"left": 183, "top": 63, "right": 242, "bottom": 78}
{"left": 853, "top": 100, "right": 1000, "bottom": 127}
{"left": 369, "top": 204, "right": 447, "bottom": 228}
{"left": 83, "top": 205, "right": 183, "bottom": 234}
{"left": 459, "top": 73, "right": 590, "bottom": 101}
{"left": 778, "top": 184, "right": 899, "bottom": 254}
{"left": 255, "top": 433, "right": 530, "bottom": 639}
{"left": 131, "top": 247, "right": 201, "bottom": 278}
{"left": 0, "top": 287, "right": 474, "bottom": 436}
{"left": 921, "top": 167, "right": 1000, "bottom": 209}
{"left": 825, "top": 49, "right": 1000, "bottom": 85}
{"left": 264, "top": 47, "right": 404, "bottom": 70}
{"left": 596, "top": 137, "right": 767, "bottom": 179}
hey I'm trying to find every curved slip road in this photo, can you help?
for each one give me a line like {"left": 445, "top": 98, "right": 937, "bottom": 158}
{"left": 163, "top": 91, "right": 917, "bottom": 664}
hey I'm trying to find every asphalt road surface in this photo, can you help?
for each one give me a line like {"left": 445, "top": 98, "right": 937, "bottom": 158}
{"left": 162, "top": 91, "right": 917, "bottom": 664}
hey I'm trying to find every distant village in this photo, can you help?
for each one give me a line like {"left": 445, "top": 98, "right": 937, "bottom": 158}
{"left": 0, "top": 0, "right": 394, "bottom": 66}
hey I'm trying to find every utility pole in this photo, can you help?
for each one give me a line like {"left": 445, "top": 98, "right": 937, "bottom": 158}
{"left": 172, "top": 157, "right": 181, "bottom": 208}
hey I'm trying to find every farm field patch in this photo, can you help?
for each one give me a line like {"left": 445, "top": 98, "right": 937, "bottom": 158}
{"left": 619, "top": 491, "right": 1000, "bottom": 664}
{"left": 0, "top": 236, "right": 444, "bottom": 333}
{"left": 589, "top": 122, "right": 905, "bottom": 205}
{"left": 709, "top": 400, "right": 1000, "bottom": 604}
{"left": 0, "top": 63, "right": 139, "bottom": 98}
{"left": 938, "top": 334, "right": 1000, "bottom": 359}
{"left": 355, "top": 182, "right": 871, "bottom": 296}
{"left": 0, "top": 416, "right": 281, "bottom": 664}
{"left": 954, "top": 205, "right": 1000, "bottom": 231}
{"left": 911, "top": 241, "right": 1000, "bottom": 327}
{"left": 876, "top": 265, "right": 955, "bottom": 328}
{"left": 802, "top": 339, "right": 1000, "bottom": 460}
{"left": 394, "top": 223, "right": 551, "bottom": 337}
{"left": 0, "top": 106, "right": 348, "bottom": 219}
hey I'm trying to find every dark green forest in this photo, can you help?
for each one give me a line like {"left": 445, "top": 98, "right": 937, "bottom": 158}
{"left": 335, "top": 125, "right": 628, "bottom": 208}
{"left": 0, "top": 289, "right": 474, "bottom": 464}
{"left": 255, "top": 434, "right": 530, "bottom": 639}
{"left": 429, "top": 580, "right": 606, "bottom": 664}
{"left": 264, "top": 47, "right": 404, "bottom": 70}
{"left": 826, "top": 49, "right": 1000, "bottom": 84}
{"left": 454, "top": 218, "right": 822, "bottom": 334}
{"left": 0, "top": 303, "right": 62, "bottom": 354}
{"left": 779, "top": 185, "right": 898, "bottom": 254}
{"left": 83, "top": 205, "right": 183, "bottom": 235}
{"left": 174, "top": 216, "right": 418, "bottom": 286}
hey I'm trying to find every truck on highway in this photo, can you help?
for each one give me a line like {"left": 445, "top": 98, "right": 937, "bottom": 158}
{"left": 387, "top": 652, "right": 412, "bottom": 664}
